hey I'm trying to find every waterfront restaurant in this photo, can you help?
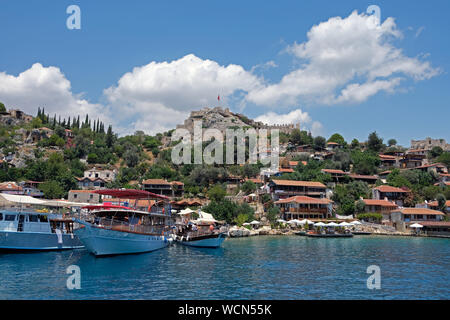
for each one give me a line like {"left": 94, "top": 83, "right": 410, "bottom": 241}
{"left": 275, "top": 196, "right": 333, "bottom": 220}
{"left": 269, "top": 179, "right": 327, "bottom": 201}
{"left": 416, "top": 221, "right": 450, "bottom": 237}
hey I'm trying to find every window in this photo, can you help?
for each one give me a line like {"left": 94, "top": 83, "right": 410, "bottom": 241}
{"left": 39, "top": 215, "right": 48, "bottom": 222}
{"left": 90, "top": 194, "right": 93, "bottom": 199}
{"left": 74, "top": 194, "right": 78, "bottom": 199}
{"left": 29, "top": 215, "right": 39, "bottom": 222}
{"left": 0, "top": 213, "right": 2, "bottom": 220}
{"left": 5, "top": 215, "right": 16, "bottom": 221}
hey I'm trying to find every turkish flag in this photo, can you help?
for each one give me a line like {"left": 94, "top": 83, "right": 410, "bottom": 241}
{"left": 218, "top": 95, "right": 220, "bottom": 101}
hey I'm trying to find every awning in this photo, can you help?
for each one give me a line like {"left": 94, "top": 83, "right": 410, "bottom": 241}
{"left": 0, "top": 193, "right": 47, "bottom": 205}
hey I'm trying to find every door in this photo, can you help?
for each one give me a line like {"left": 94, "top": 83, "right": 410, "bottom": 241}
{"left": 17, "top": 215, "right": 25, "bottom": 232}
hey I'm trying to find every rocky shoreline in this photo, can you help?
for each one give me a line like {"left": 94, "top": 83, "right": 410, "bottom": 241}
{"left": 226, "top": 224, "right": 428, "bottom": 238}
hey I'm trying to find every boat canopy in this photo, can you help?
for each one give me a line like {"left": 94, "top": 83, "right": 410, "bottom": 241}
{"left": 82, "top": 204, "right": 131, "bottom": 211}
{"left": 0, "top": 193, "right": 47, "bottom": 205}
{"left": 93, "top": 189, "right": 169, "bottom": 200}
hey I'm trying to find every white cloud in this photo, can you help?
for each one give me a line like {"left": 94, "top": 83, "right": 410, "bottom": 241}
{"left": 254, "top": 108, "right": 323, "bottom": 136}
{"left": 246, "top": 10, "right": 440, "bottom": 106}
{"left": 0, "top": 63, "right": 108, "bottom": 123}
{"left": 104, "top": 53, "right": 263, "bottom": 134}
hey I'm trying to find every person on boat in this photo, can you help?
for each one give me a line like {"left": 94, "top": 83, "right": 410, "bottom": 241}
{"left": 209, "top": 224, "right": 214, "bottom": 232}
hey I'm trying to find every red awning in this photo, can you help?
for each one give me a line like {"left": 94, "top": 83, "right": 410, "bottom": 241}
{"left": 92, "top": 189, "right": 169, "bottom": 200}
{"left": 82, "top": 204, "right": 131, "bottom": 210}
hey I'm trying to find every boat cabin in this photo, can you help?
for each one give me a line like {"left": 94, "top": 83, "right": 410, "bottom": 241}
{"left": 0, "top": 211, "right": 75, "bottom": 234}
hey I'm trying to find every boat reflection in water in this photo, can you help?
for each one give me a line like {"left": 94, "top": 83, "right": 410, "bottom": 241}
{"left": 174, "top": 209, "right": 226, "bottom": 248}
{"left": 74, "top": 189, "right": 172, "bottom": 256}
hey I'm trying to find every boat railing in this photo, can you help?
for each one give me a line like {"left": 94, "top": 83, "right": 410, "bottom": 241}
{"left": 95, "top": 217, "right": 166, "bottom": 235}
{"left": 184, "top": 229, "right": 221, "bottom": 238}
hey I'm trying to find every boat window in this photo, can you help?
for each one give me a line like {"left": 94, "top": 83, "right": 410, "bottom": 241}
{"left": 39, "top": 215, "right": 48, "bottom": 222}
{"left": 0, "top": 213, "right": 2, "bottom": 221}
{"left": 29, "top": 215, "right": 39, "bottom": 222}
{"left": 5, "top": 215, "right": 16, "bottom": 221}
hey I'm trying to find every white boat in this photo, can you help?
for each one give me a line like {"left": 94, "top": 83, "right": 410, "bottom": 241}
{"left": 0, "top": 210, "right": 83, "bottom": 251}
{"left": 74, "top": 189, "right": 172, "bottom": 256}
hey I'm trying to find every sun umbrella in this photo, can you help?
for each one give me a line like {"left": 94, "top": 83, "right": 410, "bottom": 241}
{"left": 350, "top": 220, "right": 362, "bottom": 225}
{"left": 409, "top": 223, "right": 423, "bottom": 228}
{"left": 250, "top": 220, "right": 261, "bottom": 225}
{"left": 276, "top": 219, "right": 287, "bottom": 223}
{"left": 326, "top": 222, "right": 339, "bottom": 227}
{"left": 314, "top": 222, "right": 326, "bottom": 227}
{"left": 243, "top": 222, "right": 250, "bottom": 226}
{"left": 339, "top": 222, "right": 352, "bottom": 227}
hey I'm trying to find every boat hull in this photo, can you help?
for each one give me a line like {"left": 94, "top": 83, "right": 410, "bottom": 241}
{"left": 74, "top": 223, "right": 169, "bottom": 256}
{"left": 0, "top": 230, "right": 83, "bottom": 251}
{"left": 179, "top": 233, "right": 225, "bottom": 248}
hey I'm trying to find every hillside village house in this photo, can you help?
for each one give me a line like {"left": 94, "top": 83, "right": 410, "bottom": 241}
{"left": 390, "top": 207, "right": 445, "bottom": 223}
{"left": 326, "top": 141, "right": 340, "bottom": 151}
{"left": 418, "top": 200, "right": 450, "bottom": 214}
{"left": 84, "top": 167, "right": 117, "bottom": 181}
{"left": 400, "top": 152, "right": 426, "bottom": 169}
{"left": 68, "top": 190, "right": 100, "bottom": 204}
{"left": 379, "top": 154, "right": 399, "bottom": 169}
{"left": 359, "top": 199, "right": 398, "bottom": 221}
{"left": 269, "top": 179, "right": 327, "bottom": 201}
{"left": 19, "top": 181, "right": 44, "bottom": 197}
{"left": 76, "top": 177, "right": 108, "bottom": 190}
{"left": 275, "top": 196, "right": 333, "bottom": 220}
{"left": 372, "top": 185, "right": 410, "bottom": 206}
{"left": 321, "top": 169, "right": 347, "bottom": 182}
{"left": 142, "top": 179, "right": 184, "bottom": 198}
{"left": 0, "top": 181, "right": 23, "bottom": 194}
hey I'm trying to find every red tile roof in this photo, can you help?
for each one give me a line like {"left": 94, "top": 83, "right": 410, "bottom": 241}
{"left": 361, "top": 199, "right": 398, "bottom": 207}
{"left": 428, "top": 200, "right": 450, "bottom": 207}
{"left": 278, "top": 168, "right": 294, "bottom": 173}
{"left": 374, "top": 185, "right": 410, "bottom": 193}
{"left": 275, "top": 196, "right": 332, "bottom": 205}
{"left": 142, "top": 179, "right": 171, "bottom": 185}
{"left": 271, "top": 179, "right": 326, "bottom": 188}
{"left": 321, "top": 169, "right": 346, "bottom": 174}
{"left": 400, "top": 208, "right": 444, "bottom": 215}
{"left": 379, "top": 154, "right": 397, "bottom": 160}
{"left": 288, "top": 161, "right": 299, "bottom": 166}
{"left": 0, "top": 182, "right": 22, "bottom": 191}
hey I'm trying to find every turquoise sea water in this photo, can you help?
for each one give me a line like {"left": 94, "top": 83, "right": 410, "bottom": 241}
{"left": 0, "top": 236, "right": 449, "bottom": 300}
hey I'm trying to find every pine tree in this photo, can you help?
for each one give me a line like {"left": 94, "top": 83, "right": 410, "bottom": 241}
{"left": 67, "top": 117, "right": 71, "bottom": 128}
{"left": 58, "top": 115, "right": 61, "bottom": 125}
{"left": 106, "top": 125, "right": 114, "bottom": 147}
{"left": 76, "top": 115, "right": 80, "bottom": 129}
{"left": 53, "top": 114, "right": 56, "bottom": 128}
{"left": 37, "top": 107, "right": 41, "bottom": 118}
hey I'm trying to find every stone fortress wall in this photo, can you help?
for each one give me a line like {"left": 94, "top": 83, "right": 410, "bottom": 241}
{"left": 411, "top": 137, "right": 450, "bottom": 152}
{"left": 176, "top": 107, "right": 299, "bottom": 135}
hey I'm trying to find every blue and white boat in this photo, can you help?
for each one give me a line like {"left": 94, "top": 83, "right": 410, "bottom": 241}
{"left": 0, "top": 210, "right": 83, "bottom": 251}
{"left": 175, "top": 210, "right": 226, "bottom": 248}
{"left": 74, "top": 189, "right": 172, "bottom": 256}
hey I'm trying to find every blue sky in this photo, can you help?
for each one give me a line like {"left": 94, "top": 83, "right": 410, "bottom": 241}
{"left": 0, "top": 0, "right": 449, "bottom": 146}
